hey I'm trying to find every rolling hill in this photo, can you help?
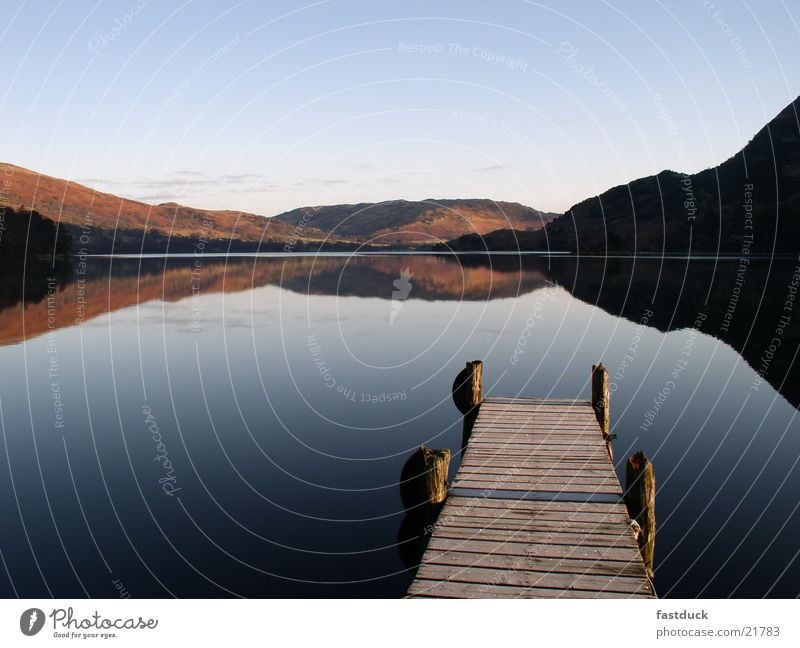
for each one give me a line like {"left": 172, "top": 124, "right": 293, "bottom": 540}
{"left": 0, "top": 163, "right": 556, "bottom": 253}
{"left": 0, "top": 162, "right": 333, "bottom": 253}
{"left": 272, "top": 199, "right": 557, "bottom": 246}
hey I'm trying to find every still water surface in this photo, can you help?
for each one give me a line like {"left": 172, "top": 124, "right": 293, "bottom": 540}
{"left": 0, "top": 253, "right": 798, "bottom": 597}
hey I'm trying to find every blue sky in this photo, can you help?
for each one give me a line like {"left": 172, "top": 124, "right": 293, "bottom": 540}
{"left": 1, "top": 0, "right": 798, "bottom": 215}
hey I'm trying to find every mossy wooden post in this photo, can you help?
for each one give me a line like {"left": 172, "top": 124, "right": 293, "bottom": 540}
{"left": 625, "top": 451, "right": 656, "bottom": 582}
{"left": 452, "top": 360, "right": 483, "bottom": 413}
{"left": 421, "top": 446, "right": 450, "bottom": 505}
{"left": 592, "top": 363, "right": 613, "bottom": 459}
{"left": 591, "top": 363, "right": 610, "bottom": 435}
{"left": 452, "top": 360, "right": 484, "bottom": 448}
{"left": 397, "top": 445, "right": 451, "bottom": 568}
{"left": 399, "top": 445, "right": 452, "bottom": 510}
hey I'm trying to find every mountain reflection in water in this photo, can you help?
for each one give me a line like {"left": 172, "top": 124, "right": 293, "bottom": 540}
{"left": 3, "top": 254, "right": 796, "bottom": 409}
{"left": 0, "top": 253, "right": 798, "bottom": 598}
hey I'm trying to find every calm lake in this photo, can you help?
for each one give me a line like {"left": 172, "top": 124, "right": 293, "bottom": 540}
{"left": 0, "top": 253, "right": 798, "bottom": 597}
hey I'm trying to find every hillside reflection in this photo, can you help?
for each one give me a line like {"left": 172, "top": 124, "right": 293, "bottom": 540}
{"left": 2, "top": 253, "right": 796, "bottom": 408}
{"left": 542, "top": 255, "right": 800, "bottom": 409}
{"left": 0, "top": 255, "right": 548, "bottom": 346}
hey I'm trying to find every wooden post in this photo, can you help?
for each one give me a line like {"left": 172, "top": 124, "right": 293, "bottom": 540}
{"left": 421, "top": 446, "right": 450, "bottom": 505}
{"left": 399, "top": 445, "right": 451, "bottom": 509}
{"left": 453, "top": 360, "right": 484, "bottom": 449}
{"left": 397, "top": 445, "right": 451, "bottom": 568}
{"left": 591, "top": 363, "right": 610, "bottom": 437}
{"left": 452, "top": 360, "right": 483, "bottom": 414}
{"left": 625, "top": 451, "right": 656, "bottom": 581}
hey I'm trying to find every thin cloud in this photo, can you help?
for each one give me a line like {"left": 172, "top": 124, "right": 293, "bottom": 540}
{"left": 79, "top": 171, "right": 275, "bottom": 200}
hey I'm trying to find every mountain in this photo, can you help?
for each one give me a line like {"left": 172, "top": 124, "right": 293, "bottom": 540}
{"left": 0, "top": 206, "right": 71, "bottom": 259}
{"left": 0, "top": 163, "right": 556, "bottom": 253}
{"left": 272, "top": 200, "right": 557, "bottom": 246}
{"left": 0, "top": 162, "right": 336, "bottom": 253}
{"left": 440, "top": 94, "right": 800, "bottom": 254}
{"left": 0, "top": 206, "right": 72, "bottom": 311}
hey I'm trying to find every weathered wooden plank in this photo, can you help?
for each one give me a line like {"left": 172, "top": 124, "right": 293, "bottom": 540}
{"left": 468, "top": 431, "right": 602, "bottom": 440}
{"left": 475, "top": 420, "right": 598, "bottom": 426}
{"left": 455, "top": 470, "right": 618, "bottom": 483}
{"left": 438, "top": 510, "right": 628, "bottom": 526}
{"left": 470, "top": 428, "right": 603, "bottom": 436}
{"left": 470, "top": 430, "right": 600, "bottom": 437}
{"left": 463, "top": 447, "right": 607, "bottom": 457}
{"left": 475, "top": 416, "right": 596, "bottom": 421}
{"left": 476, "top": 413, "right": 597, "bottom": 419}
{"left": 443, "top": 496, "right": 626, "bottom": 513}
{"left": 463, "top": 451, "right": 607, "bottom": 458}
{"left": 459, "top": 458, "right": 611, "bottom": 466}
{"left": 478, "top": 408, "right": 599, "bottom": 418}
{"left": 476, "top": 417, "right": 596, "bottom": 422}
{"left": 439, "top": 508, "right": 629, "bottom": 525}
{"left": 451, "top": 481, "right": 622, "bottom": 495}
{"left": 466, "top": 438, "right": 605, "bottom": 448}
{"left": 477, "top": 407, "right": 594, "bottom": 412}
{"left": 479, "top": 403, "right": 593, "bottom": 409}
{"left": 481, "top": 398, "right": 590, "bottom": 403}
{"left": 480, "top": 404, "right": 594, "bottom": 409}
{"left": 467, "top": 435, "right": 603, "bottom": 444}
{"left": 458, "top": 462, "right": 614, "bottom": 474}
{"left": 444, "top": 496, "right": 628, "bottom": 521}
{"left": 472, "top": 423, "right": 600, "bottom": 430}
{"left": 475, "top": 415, "right": 599, "bottom": 421}
{"left": 457, "top": 467, "right": 613, "bottom": 476}
{"left": 408, "top": 579, "right": 651, "bottom": 599}
{"left": 459, "top": 459, "right": 612, "bottom": 469}
{"left": 462, "top": 448, "right": 616, "bottom": 460}
{"left": 427, "top": 537, "right": 642, "bottom": 562}
{"left": 465, "top": 444, "right": 604, "bottom": 453}
{"left": 456, "top": 465, "right": 616, "bottom": 476}
{"left": 464, "top": 446, "right": 605, "bottom": 456}
{"left": 474, "top": 413, "right": 597, "bottom": 419}
{"left": 481, "top": 397, "right": 592, "bottom": 409}
{"left": 449, "top": 483, "right": 620, "bottom": 494}
{"left": 473, "top": 424, "right": 598, "bottom": 430}
{"left": 458, "top": 465, "right": 612, "bottom": 474}
{"left": 463, "top": 450, "right": 608, "bottom": 460}
{"left": 472, "top": 425, "right": 600, "bottom": 441}
{"left": 430, "top": 515, "right": 631, "bottom": 535}
{"left": 413, "top": 564, "right": 652, "bottom": 595}
{"left": 455, "top": 463, "right": 615, "bottom": 474}
{"left": 433, "top": 516, "right": 631, "bottom": 535}
{"left": 436, "top": 501, "right": 622, "bottom": 516}
{"left": 427, "top": 526, "right": 637, "bottom": 549}
{"left": 452, "top": 473, "right": 619, "bottom": 486}
{"left": 420, "top": 549, "right": 649, "bottom": 578}
{"left": 465, "top": 441, "right": 606, "bottom": 450}
{"left": 477, "top": 408, "right": 594, "bottom": 413}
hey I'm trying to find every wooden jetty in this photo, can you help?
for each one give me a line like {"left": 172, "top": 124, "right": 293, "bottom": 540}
{"left": 406, "top": 362, "right": 656, "bottom": 599}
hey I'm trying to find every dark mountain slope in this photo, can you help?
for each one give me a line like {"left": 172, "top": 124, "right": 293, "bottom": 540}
{"left": 441, "top": 95, "right": 800, "bottom": 254}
